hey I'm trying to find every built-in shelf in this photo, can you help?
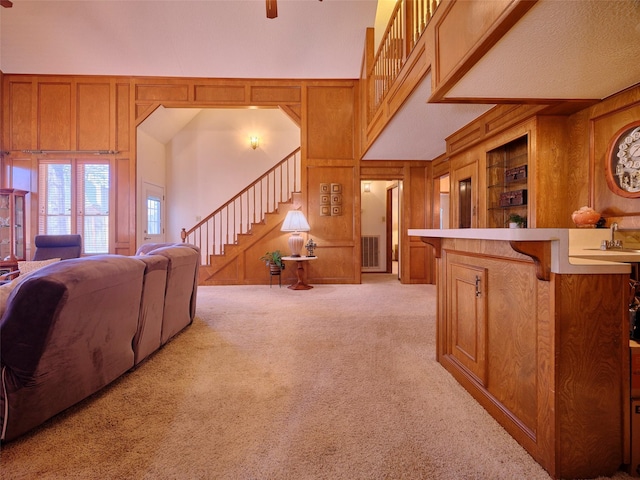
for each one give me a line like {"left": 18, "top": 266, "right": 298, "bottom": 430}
{"left": 486, "top": 135, "right": 529, "bottom": 227}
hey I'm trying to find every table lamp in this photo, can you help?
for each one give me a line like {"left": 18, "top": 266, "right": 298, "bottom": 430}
{"left": 281, "top": 210, "right": 310, "bottom": 257}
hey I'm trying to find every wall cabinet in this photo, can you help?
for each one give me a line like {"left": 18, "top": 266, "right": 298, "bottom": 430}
{"left": 0, "top": 188, "right": 27, "bottom": 269}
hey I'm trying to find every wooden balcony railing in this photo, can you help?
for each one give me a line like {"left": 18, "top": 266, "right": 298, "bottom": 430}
{"left": 181, "top": 148, "right": 301, "bottom": 265}
{"left": 368, "top": 0, "right": 441, "bottom": 123}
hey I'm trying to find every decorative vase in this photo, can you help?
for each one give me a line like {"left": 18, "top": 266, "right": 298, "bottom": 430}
{"left": 571, "top": 206, "right": 601, "bottom": 228}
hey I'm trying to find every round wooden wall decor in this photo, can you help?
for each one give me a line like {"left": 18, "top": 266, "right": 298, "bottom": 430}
{"left": 606, "top": 120, "right": 640, "bottom": 198}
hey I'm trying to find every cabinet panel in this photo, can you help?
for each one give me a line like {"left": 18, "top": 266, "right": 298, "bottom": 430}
{"left": 484, "top": 255, "right": 538, "bottom": 431}
{"left": 448, "top": 260, "right": 487, "bottom": 384}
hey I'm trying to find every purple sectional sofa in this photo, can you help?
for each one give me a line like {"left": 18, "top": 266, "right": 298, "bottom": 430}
{"left": 0, "top": 243, "right": 200, "bottom": 442}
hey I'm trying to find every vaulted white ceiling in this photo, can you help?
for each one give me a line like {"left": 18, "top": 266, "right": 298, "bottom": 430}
{"left": 2, "top": 0, "right": 640, "bottom": 161}
{"left": 0, "top": 0, "right": 377, "bottom": 79}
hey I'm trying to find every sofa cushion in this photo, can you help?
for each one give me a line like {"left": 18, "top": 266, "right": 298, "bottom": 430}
{"left": 140, "top": 245, "right": 200, "bottom": 345}
{"left": 133, "top": 254, "right": 169, "bottom": 365}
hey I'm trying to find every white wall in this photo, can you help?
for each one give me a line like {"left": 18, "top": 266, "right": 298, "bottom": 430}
{"left": 137, "top": 130, "right": 167, "bottom": 246}
{"left": 139, "top": 108, "right": 300, "bottom": 243}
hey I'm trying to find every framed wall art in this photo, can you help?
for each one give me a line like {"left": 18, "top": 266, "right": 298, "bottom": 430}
{"left": 320, "top": 183, "right": 342, "bottom": 216}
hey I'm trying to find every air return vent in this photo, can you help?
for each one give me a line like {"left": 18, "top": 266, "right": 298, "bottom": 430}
{"left": 361, "top": 236, "right": 380, "bottom": 268}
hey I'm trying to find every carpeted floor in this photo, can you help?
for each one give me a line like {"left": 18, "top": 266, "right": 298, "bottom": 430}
{"left": 0, "top": 274, "right": 632, "bottom": 479}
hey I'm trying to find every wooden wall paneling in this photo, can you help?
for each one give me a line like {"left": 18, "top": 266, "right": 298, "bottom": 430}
{"left": 554, "top": 273, "right": 626, "bottom": 479}
{"left": 435, "top": 0, "right": 511, "bottom": 84}
{"left": 38, "top": 81, "right": 72, "bottom": 150}
{"left": 0, "top": 71, "right": 3, "bottom": 155}
{"left": 309, "top": 245, "right": 359, "bottom": 284}
{"left": 194, "top": 84, "right": 247, "bottom": 103}
{"left": 533, "top": 115, "right": 570, "bottom": 227}
{"left": 446, "top": 104, "right": 543, "bottom": 157}
{"left": 116, "top": 82, "right": 131, "bottom": 152}
{"left": 250, "top": 86, "right": 301, "bottom": 104}
{"left": 306, "top": 164, "right": 357, "bottom": 284}
{"left": 484, "top": 255, "right": 538, "bottom": 432}
{"left": 279, "top": 104, "right": 301, "bottom": 127}
{"left": 534, "top": 272, "right": 554, "bottom": 472}
{"left": 360, "top": 162, "right": 404, "bottom": 179}
{"left": 135, "top": 102, "right": 157, "bottom": 124}
{"left": 590, "top": 91, "right": 640, "bottom": 225}
{"left": 406, "top": 164, "right": 433, "bottom": 283}
{"left": 5, "top": 79, "right": 34, "bottom": 152}
{"left": 0, "top": 72, "right": 5, "bottom": 189}
{"left": 76, "top": 82, "right": 111, "bottom": 151}
{"left": 431, "top": 155, "right": 450, "bottom": 229}
{"left": 113, "top": 156, "right": 132, "bottom": 254}
{"left": 431, "top": 0, "right": 536, "bottom": 102}
{"left": 135, "top": 83, "right": 190, "bottom": 103}
{"left": 306, "top": 85, "right": 355, "bottom": 160}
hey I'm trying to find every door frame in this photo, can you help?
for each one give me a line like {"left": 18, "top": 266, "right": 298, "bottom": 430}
{"left": 138, "top": 181, "right": 166, "bottom": 248}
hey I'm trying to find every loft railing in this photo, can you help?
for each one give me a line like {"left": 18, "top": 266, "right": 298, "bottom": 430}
{"left": 368, "top": 0, "right": 441, "bottom": 123}
{"left": 181, "top": 147, "right": 301, "bottom": 265}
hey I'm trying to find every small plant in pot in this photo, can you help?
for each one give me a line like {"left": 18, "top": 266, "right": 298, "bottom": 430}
{"left": 507, "top": 213, "right": 526, "bottom": 228}
{"left": 259, "top": 250, "right": 285, "bottom": 272}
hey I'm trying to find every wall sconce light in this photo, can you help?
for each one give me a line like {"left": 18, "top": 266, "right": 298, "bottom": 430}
{"left": 363, "top": 182, "right": 371, "bottom": 193}
{"left": 250, "top": 136, "right": 260, "bottom": 150}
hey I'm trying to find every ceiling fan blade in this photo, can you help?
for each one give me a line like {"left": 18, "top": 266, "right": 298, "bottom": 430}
{"left": 1, "top": 0, "right": 13, "bottom": 8}
{"left": 266, "top": 0, "right": 277, "bottom": 19}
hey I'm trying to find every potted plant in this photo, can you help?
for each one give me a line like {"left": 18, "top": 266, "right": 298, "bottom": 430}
{"left": 507, "top": 213, "right": 526, "bottom": 228}
{"left": 259, "top": 250, "right": 285, "bottom": 273}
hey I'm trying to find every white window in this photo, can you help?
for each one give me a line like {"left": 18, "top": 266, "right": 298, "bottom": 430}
{"left": 147, "top": 196, "right": 161, "bottom": 235}
{"left": 39, "top": 160, "right": 110, "bottom": 254}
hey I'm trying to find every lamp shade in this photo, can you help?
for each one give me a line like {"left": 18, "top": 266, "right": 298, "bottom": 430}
{"left": 281, "top": 210, "right": 310, "bottom": 232}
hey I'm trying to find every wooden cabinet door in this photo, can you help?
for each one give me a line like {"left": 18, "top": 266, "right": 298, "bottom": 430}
{"left": 447, "top": 260, "right": 487, "bottom": 385}
{"left": 451, "top": 161, "right": 478, "bottom": 228}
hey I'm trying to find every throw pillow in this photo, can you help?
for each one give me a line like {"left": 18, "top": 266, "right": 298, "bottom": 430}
{"left": 17, "top": 257, "right": 61, "bottom": 275}
{"left": 0, "top": 273, "right": 29, "bottom": 318}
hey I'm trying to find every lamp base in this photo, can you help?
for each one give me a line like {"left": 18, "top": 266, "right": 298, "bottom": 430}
{"left": 288, "top": 232, "right": 304, "bottom": 257}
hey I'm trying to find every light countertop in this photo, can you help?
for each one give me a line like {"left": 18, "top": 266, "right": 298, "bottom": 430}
{"left": 408, "top": 228, "right": 638, "bottom": 274}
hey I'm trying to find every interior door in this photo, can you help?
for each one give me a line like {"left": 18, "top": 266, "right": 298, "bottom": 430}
{"left": 140, "top": 182, "right": 165, "bottom": 247}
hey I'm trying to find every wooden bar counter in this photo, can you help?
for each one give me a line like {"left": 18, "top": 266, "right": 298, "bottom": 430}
{"left": 409, "top": 228, "right": 634, "bottom": 480}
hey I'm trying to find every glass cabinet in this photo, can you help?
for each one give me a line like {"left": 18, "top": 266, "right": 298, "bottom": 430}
{"left": 0, "top": 188, "right": 28, "bottom": 268}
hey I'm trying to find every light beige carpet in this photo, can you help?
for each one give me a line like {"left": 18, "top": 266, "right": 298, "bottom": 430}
{"left": 0, "top": 274, "right": 632, "bottom": 479}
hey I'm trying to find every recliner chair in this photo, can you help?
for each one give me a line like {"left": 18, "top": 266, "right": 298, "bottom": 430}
{"left": 0, "top": 234, "right": 82, "bottom": 284}
{"left": 32, "top": 234, "right": 83, "bottom": 261}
